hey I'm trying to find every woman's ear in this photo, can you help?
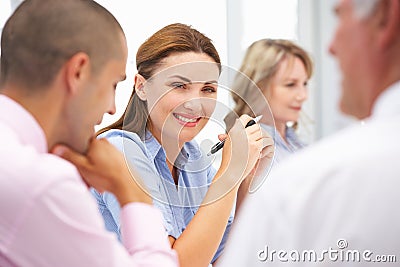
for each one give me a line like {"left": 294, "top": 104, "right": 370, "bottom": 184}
{"left": 134, "top": 74, "right": 147, "bottom": 101}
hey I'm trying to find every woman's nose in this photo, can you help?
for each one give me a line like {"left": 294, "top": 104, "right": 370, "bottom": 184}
{"left": 183, "top": 98, "right": 203, "bottom": 113}
{"left": 296, "top": 86, "right": 308, "bottom": 102}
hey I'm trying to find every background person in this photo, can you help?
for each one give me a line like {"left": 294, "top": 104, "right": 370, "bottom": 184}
{"left": 224, "top": 39, "right": 313, "bottom": 210}
{"left": 225, "top": 39, "right": 313, "bottom": 164}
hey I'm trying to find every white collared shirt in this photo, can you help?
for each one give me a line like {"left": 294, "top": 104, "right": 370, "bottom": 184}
{"left": 218, "top": 81, "right": 400, "bottom": 266}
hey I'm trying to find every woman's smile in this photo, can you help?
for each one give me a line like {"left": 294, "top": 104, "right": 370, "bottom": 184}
{"left": 173, "top": 112, "right": 203, "bottom": 127}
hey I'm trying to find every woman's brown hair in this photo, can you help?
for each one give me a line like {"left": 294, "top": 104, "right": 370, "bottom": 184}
{"left": 97, "top": 23, "right": 221, "bottom": 138}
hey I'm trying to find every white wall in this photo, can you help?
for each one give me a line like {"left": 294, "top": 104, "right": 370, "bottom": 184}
{"left": 0, "top": 1, "right": 12, "bottom": 39}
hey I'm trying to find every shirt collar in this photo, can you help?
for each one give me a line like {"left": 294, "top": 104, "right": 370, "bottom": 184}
{"left": 144, "top": 131, "right": 164, "bottom": 161}
{"left": 0, "top": 95, "right": 47, "bottom": 153}
{"left": 261, "top": 123, "right": 304, "bottom": 150}
{"left": 371, "top": 80, "right": 400, "bottom": 119}
{"left": 285, "top": 126, "right": 305, "bottom": 148}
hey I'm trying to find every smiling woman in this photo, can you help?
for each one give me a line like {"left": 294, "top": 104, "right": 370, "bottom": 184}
{"left": 92, "top": 23, "right": 273, "bottom": 267}
{"left": 134, "top": 55, "right": 219, "bottom": 146}
{"left": 225, "top": 39, "right": 314, "bottom": 165}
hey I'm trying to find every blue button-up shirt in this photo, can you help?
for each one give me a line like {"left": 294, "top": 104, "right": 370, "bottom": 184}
{"left": 261, "top": 124, "right": 306, "bottom": 165}
{"left": 91, "top": 129, "right": 234, "bottom": 263}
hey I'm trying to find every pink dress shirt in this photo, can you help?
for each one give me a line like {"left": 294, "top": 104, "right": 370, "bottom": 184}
{"left": 0, "top": 95, "right": 178, "bottom": 267}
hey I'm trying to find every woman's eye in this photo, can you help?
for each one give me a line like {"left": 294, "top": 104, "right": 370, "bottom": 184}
{"left": 285, "top": 83, "right": 296, "bottom": 87}
{"left": 203, "top": 87, "right": 216, "bottom": 93}
{"left": 172, "top": 83, "right": 186, "bottom": 89}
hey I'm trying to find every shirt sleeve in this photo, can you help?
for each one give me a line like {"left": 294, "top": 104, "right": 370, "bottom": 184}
{"left": 100, "top": 132, "right": 177, "bottom": 239}
{"left": 207, "top": 166, "right": 236, "bottom": 263}
{"left": 7, "top": 171, "right": 178, "bottom": 267}
{"left": 120, "top": 203, "right": 178, "bottom": 263}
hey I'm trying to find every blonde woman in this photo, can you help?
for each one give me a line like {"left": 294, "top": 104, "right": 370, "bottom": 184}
{"left": 225, "top": 39, "right": 313, "bottom": 164}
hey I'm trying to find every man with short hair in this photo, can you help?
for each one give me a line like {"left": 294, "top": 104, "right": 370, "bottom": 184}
{"left": 218, "top": 0, "right": 400, "bottom": 265}
{"left": 0, "top": 0, "right": 178, "bottom": 266}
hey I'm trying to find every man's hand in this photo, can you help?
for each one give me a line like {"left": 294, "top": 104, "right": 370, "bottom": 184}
{"left": 51, "top": 138, "right": 151, "bottom": 206}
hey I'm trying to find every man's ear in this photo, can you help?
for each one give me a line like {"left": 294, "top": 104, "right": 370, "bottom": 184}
{"left": 134, "top": 73, "right": 147, "bottom": 101}
{"left": 64, "top": 52, "right": 90, "bottom": 95}
{"left": 375, "top": 0, "right": 400, "bottom": 50}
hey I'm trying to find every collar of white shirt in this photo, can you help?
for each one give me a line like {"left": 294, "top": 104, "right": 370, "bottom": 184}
{"left": 371, "top": 80, "right": 400, "bottom": 119}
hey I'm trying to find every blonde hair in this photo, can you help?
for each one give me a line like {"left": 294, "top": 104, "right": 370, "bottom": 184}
{"left": 224, "top": 39, "right": 313, "bottom": 131}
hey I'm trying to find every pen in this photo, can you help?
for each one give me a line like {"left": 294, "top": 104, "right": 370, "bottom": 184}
{"left": 207, "top": 115, "right": 263, "bottom": 156}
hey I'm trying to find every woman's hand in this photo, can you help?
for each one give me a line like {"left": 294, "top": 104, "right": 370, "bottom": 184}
{"left": 219, "top": 114, "right": 271, "bottom": 186}
{"left": 248, "top": 127, "right": 275, "bottom": 177}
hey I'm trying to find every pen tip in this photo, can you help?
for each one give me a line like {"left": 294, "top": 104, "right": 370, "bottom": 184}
{"left": 207, "top": 152, "right": 212, "bottom": 156}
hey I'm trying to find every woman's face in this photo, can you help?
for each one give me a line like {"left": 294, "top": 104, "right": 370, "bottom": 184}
{"left": 143, "top": 52, "right": 219, "bottom": 144}
{"left": 263, "top": 56, "right": 309, "bottom": 126}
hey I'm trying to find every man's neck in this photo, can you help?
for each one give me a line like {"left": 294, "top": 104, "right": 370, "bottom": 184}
{"left": 2, "top": 85, "right": 62, "bottom": 152}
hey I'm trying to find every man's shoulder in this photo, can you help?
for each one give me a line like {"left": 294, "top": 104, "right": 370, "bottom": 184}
{"left": 0, "top": 139, "right": 82, "bottom": 194}
{"left": 289, "top": 116, "right": 398, "bottom": 166}
{"left": 261, "top": 116, "right": 400, "bottom": 194}
{"left": 0, "top": 136, "right": 84, "bottom": 232}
